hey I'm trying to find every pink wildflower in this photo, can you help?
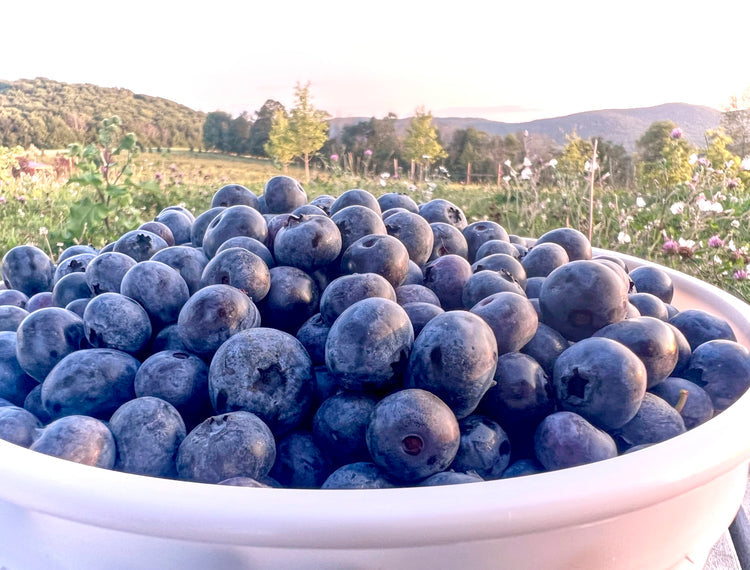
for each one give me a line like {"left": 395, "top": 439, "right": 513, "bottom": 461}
{"left": 708, "top": 235, "right": 724, "bottom": 248}
{"left": 734, "top": 269, "right": 748, "bottom": 280}
{"left": 330, "top": 154, "right": 339, "bottom": 161}
{"left": 670, "top": 128, "right": 683, "bottom": 139}
{"left": 364, "top": 149, "right": 373, "bottom": 156}
{"left": 727, "top": 178, "right": 740, "bottom": 190}
{"left": 663, "top": 239, "right": 679, "bottom": 254}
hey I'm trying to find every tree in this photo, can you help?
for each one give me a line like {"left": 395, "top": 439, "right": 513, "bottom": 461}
{"left": 248, "top": 99, "right": 285, "bottom": 157}
{"left": 721, "top": 87, "right": 750, "bottom": 158}
{"left": 202, "top": 111, "right": 232, "bottom": 152}
{"left": 227, "top": 112, "right": 253, "bottom": 155}
{"left": 636, "top": 120, "right": 693, "bottom": 188}
{"left": 402, "top": 107, "right": 447, "bottom": 180}
{"left": 264, "top": 109, "right": 295, "bottom": 168}
{"left": 265, "top": 83, "right": 329, "bottom": 182}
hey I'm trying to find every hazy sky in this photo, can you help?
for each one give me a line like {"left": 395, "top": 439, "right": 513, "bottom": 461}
{"left": 3, "top": 0, "right": 749, "bottom": 122}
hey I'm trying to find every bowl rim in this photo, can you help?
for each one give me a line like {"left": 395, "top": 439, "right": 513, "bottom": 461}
{"left": 1, "top": 249, "right": 750, "bottom": 549}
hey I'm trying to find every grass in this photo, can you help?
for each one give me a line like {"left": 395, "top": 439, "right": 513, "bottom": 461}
{"left": 2, "top": 149, "right": 749, "bottom": 302}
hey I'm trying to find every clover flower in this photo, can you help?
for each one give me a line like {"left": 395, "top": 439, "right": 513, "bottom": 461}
{"left": 0, "top": 196, "right": 6, "bottom": 204}
{"left": 734, "top": 269, "right": 748, "bottom": 280}
{"left": 155, "top": 172, "right": 163, "bottom": 182}
{"left": 670, "top": 202, "right": 685, "bottom": 215}
{"left": 521, "top": 167, "right": 532, "bottom": 180}
{"left": 708, "top": 235, "right": 724, "bottom": 248}
{"left": 698, "top": 156, "right": 710, "bottom": 167}
{"left": 364, "top": 149, "right": 373, "bottom": 156}
{"left": 727, "top": 178, "right": 740, "bottom": 190}
{"left": 617, "top": 231, "right": 631, "bottom": 244}
{"left": 670, "top": 127, "right": 683, "bottom": 139}
{"left": 678, "top": 238, "right": 697, "bottom": 258}
{"left": 330, "top": 154, "right": 339, "bottom": 162}
{"left": 636, "top": 196, "right": 646, "bottom": 208}
{"left": 663, "top": 239, "right": 679, "bottom": 254}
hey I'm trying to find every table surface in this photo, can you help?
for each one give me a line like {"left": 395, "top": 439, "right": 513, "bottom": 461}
{"left": 705, "top": 470, "right": 749, "bottom": 569}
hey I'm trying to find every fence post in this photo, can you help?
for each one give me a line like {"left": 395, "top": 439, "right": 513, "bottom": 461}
{"left": 466, "top": 162, "right": 471, "bottom": 185}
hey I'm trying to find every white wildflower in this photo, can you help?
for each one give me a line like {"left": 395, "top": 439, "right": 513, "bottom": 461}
{"left": 617, "top": 231, "right": 631, "bottom": 244}
{"left": 670, "top": 202, "right": 685, "bottom": 215}
{"left": 521, "top": 167, "right": 532, "bottom": 180}
{"left": 379, "top": 178, "right": 387, "bottom": 187}
{"left": 714, "top": 255, "right": 723, "bottom": 264}
{"left": 689, "top": 153, "right": 698, "bottom": 165}
{"left": 741, "top": 156, "right": 750, "bottom": 171}
{"left": 523, "top": 157, "right": 532, "bottom": 167}
{"left": 732, "top": 220, "right": 741, "bottom": 228}
{"left": 502, "top": 176, "right": 511, "bottom": 183}
{"left": 504, "top": 160, "right": 512, "bottom": 167}
{"left": 636, "top": 196, "right": 646, "bottom": 208}
{"left": 548, "top": 159, "right": 558, "bottom": 167}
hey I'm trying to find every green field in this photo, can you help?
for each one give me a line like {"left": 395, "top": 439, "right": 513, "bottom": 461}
{"left": 2, "top": 148, "right": 749, "bottom": 302}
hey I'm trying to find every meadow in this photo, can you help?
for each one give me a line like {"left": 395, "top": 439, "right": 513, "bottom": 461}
{"left": 1, "top": 147, "right": 749, "bottom": 303}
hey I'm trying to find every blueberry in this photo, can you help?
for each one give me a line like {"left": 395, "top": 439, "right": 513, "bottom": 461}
{"left": 312, "top": 391, "right": 378, "bottom": 467}
{"left": 331, "top": 205, "right": 387, "bottom": 253}
{"left": 501, "top": 458, "right": 545, "bottom": 478}
{"left": 15, "top": 307, "right": 86, "bottom": 382}
{"left": 295, "top": 313, "right": 330, "bottom": 366}
{"left": 149, "top": 324, "right": 189, "bottom": 353}
{"left": 321, "top": 462, "right": 396, "bottom": 489}
{"left": 428, "top": 222, "right": 469, "bottom": 261}
{"left": 383, "top": 211, "right": 434, "bottom": 266}
{"left": 25, "top": 291, "right": 54, "bottom": 312}
{"left": 52, "top": 272, "right": 92, "bottom": 308}
{"left": 402, "top": 302, "right": 444, "bottom": 338}
{"left": 476, "top": 239, "right": 521, "bottom": 260}
{"left": 190, "top": 206, "right": 226, "bottom": 248}
{"left": 366, "top": 388, "right": 460, "bottom": 483}
{"left": 0, "top": 405, "right": 42, "bottom": 447}
{"left": 319, "top": 273, "right": 397, "bottom": 326}
{"left": 151, "top": 245, "right": 210, "bottom": 297}
{"left": 330, "top": 189, "right": 381, "bottom": 216}
{"left": 109, "top": 396, "right": 186, "bottom": 477}
{"left": 682, "top": 339, "right": 750, "bottom": 412}
{"left": 593, "top": 316, "right": 679, "bottom": 389}
{"left": 0, "top": 289, "right": 29, "bottom": 308}
{"left": 405, "top": 310, "right": 497, "bottom": 419}
{"left": 462, "top": 221, "right": 510, "bottom": 262}
{"left": 534, "top": 227, "right": 592, "bottom": 261}
{"left": 41, "top": 348, "right": 139, "bottom": 420}
{"left": 378, "top": 192, "right": 419, "bottom": 214}
{"left": 65, "top": 298, "right": 91, "bottom": 319}
{"left": 53, "top": 253, "right": 97, "bottom": 285}
{"left": 113, "top": 229, "right": 169, "bottom": 262}
{"left": 470, "top": 291, "right": 538, "bottom": 355}
{"left": 202, "top": 205, "right": 268, "bottom": 259}
{"left": 669, "top": 309, "right": 737, "bottom": 351}
{"left": 553, "top": 337, "right": 647, "bottom": 430}
{"left": 83, "top": 293, "right": 152, "bottom": 354}
{"left": 269, "top": 430, "right": 331, "bottom": 488}
{"left": 85, "top": 251, "right": 137, "bottom": 295}
{"left": 309, "top": 194, "right": 336, "bottom": 215}
{"left": 138, "top": 221, "right": 175, "bottom": 246}
{"left": 120, "top": 261, "right": 190, "bottom": 329}
{"left": 200, "top": 247, "right": 271, "bottom": 303}
{"left": 395, "top": 284, "right": 441, "bottom": 307}
{"left": 258, "top": 266, "right": 320, "bottom": 334}
{"left": 423, "top": 254, "right": 473, "bottom": 311}
{"left": 211, "top": 184, "right": 259, "bottom": 209}
{"left": 0, "top": 331, "right": 37, "bottom": 406}
{"left": 273, "top": 214, "right": 342, "bottom": 272}
{"left": 177, "top": 284, "right": 261, "bottom": 358}
{"left": 521, "top": 242, "right": 569, "bottom": 278}
{"left": 209, "top": 327, "right": 314, "bottom": 435}
{"left": 539, "top": 260, "right": 629, "bottom": 341}
{"left": 30, "top": 415, "right": 116, "bottom": 468}
{"left": 326, "top": 298, "right": 413, "bottom": 393}
{"left": 419, "top": 470, "right": 484, "bottom": 486}
{"left": 263, "top": 175, "right": 307, "bottom": 214}
{"left": 461, "top": 270, "right": 525, "bottom": 308}
{"left": 471, "top": 253, "right": 528, "bottom": 290}
{"left": 215, "top": 236, "right": 275, "bottom": 268}
{"left": 649, "top": 376, "right": 714, "bottom": 429}
{"left": 292, "top": 204, "right": 327, "bottom": 217}
{"left": 134, "top": 350, "right": 210, "bottom": 425}
{"left": 608, "top": 392, "right": 686, "bottom": 452}
{"left": 23, "top": 384, "right": 51, "bottom": 425}
{"left": 628, "top": 292, "right": 669, "bottom": 320}
{"left": 403, "top": 260, "right": 424, "bottom": 285}
{"left": 153, "top": 209, "right": 194, "bottom": 245}
{"left": 534, "top": 411, "right": 617, "bottom": 470}
{"left": 418, "top": 198, "right": 467, "bottom": 229}
{"left": 57, "top": 245, "right": 98, "bottom": 264}
{"left": 340, "top": 234, "right": 410, "bottom": 288}
{"left": 629, "top": 265, "right": 674, "bottom": 303}
{"left": 520, "top": 322, "right": 570, "bottom": 379}
{"left": 0, "top": 305, "right": 29, "bottom": 332}
{"left": 450, "top": 414, "right": 511, "bottom": 480}
{"left": 524, "top": 276, "right": 545, "bottom": 299}
{"left": 176, "top": 411, "right": 276, "bottom": 483}
{"left": 1, "top": 245, "right": 55, "bottom": 296}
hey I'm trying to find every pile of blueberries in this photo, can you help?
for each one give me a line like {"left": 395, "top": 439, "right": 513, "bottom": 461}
{"left": 1, "top": 175, "right": 749, "bottom": 489}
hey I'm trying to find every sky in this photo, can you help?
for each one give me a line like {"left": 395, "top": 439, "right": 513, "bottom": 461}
{"left": 3, "top": 0, "right": 750, "bottom": 123}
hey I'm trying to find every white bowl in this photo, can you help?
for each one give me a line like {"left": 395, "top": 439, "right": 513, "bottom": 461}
{"left": 1, "top": 251, "right": 750, "bottom": 569}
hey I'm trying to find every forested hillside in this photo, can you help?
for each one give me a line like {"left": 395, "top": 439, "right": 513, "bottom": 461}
{"left": 0, "top": 77, "right": 204, "bottom": 149}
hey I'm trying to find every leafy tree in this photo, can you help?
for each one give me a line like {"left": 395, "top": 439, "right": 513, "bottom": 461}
{"left": 202, "top": 111, "right": 232, "bottom": 152}
{"left": 264, "top": 109, "right": 296, "bottom": 168}
{"left": 403, "top": 107, "right": 447, "bottom": 180}
{"left": 721, "top": 87, "right": 750, "bottom": 158}
{"left": 248, "top": 99, "right": 285, "bottom": 157}
{"left": 369, "top": 113, "right": 402, "bottom": 169}
{"left": 227, "top": 112, "right": 253, "bottom": 155}
{"left": 265, "top": 83, "right": 329, "bottom": 181}
{"left": 636, "top": 120, "right": 693, "bottom": 188}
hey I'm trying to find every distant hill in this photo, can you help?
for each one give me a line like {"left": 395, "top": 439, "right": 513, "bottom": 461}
{"left": 0, "top": 77, "right": 205, "bottom": 149}
{"left": 328, "top": 103, "right": 723, "bottom": 152}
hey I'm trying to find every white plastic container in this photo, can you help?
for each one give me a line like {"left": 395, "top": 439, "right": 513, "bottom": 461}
{"left": 1, "top": 251, "right": 750, "bottom": 569}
